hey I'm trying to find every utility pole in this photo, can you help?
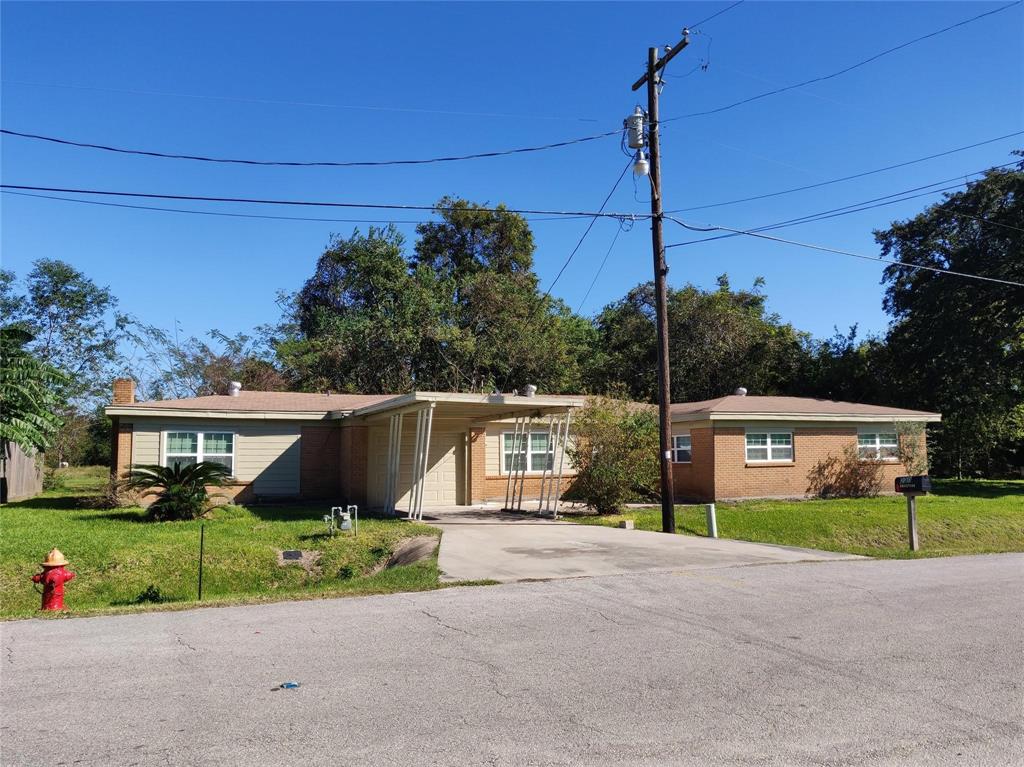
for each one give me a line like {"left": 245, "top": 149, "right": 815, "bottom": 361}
{"left": 631, "top": 32, "right": 689, "bottom": 534}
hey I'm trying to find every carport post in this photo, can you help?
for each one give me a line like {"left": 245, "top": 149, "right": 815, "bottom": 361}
{"left": 504, "top": 416, "right": 524, "bottom": 510}
{"left": 536, "top": 415, "right": 555, "bottom": 513}
{"left": 551, "top": 410, "right": 571, "bottom": 519}
{"left": 416, "top": 403, "right": 435, "bottom": 520}
{"left": 515, "top": 417, "right": 531, "bottom": 512}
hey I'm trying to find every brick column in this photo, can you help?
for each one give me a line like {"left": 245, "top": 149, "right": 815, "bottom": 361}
{"left": 113, "top": 421, "right": 133, "bottom": 480}
{"left": 467, "top": 427, "right": 487, "bottom": 504}
{"left": 340, "top": 425, "right": 369, "bottom": 506}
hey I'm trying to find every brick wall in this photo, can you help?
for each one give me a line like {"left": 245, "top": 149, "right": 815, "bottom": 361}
{"left": 300, "top": 424, "right": 341, "bottom": 498}
{"left": 112, "top": 420, "right": 133, "bottom": 480}
{"left": 339, "top": 424, "right": 369, "bottom": 506}
{"left": 712, "top": 426, "right": 927, "bottom": 500}
{"left": 467, "top": 427, "right": 487, "bottom": 503}
{"left": 481, "top": 474, "right": 576, "bottom": 505}
{"left": 671, "top": 427, "right": 715, "bottom": 501}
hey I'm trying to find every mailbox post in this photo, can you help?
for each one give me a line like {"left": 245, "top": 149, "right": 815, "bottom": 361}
{"left": 895, "top": 475, "right": 931, "bottom": 552}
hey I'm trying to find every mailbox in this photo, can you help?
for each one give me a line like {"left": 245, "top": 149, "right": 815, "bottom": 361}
{"left": 895, "top": 475, "right": 932, "bottom": 494}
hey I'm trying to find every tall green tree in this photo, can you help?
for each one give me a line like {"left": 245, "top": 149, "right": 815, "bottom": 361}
{"left": 0, "top": 326, "right": 68, "bottom": 457}
{"left": 591, "top": 276, "right": 811, "bottom": 402}
{"left": 276, "top": 201, "right": 600, "bottom": 394}
{"left": 874, "top": 162, "right": 1024, "bottom": 476}
{"left": 2, "top": 260, "right": 129, "bottom": 405}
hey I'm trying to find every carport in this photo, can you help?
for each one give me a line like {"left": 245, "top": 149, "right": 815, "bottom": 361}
{"left": 345, "top": 392, "right": 584, "bottom": 520}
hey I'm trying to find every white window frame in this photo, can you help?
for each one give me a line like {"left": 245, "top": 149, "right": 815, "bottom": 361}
{"left": 501, "top": 430, "right": 554, "bottom": 474}
{"left": 745, "top": 430, "right": 794, "bottom": 463}
{"left": 672, "top": 434, "right": 692, "bottom": 464}
{"left": 162, "top": 430, "right": 236, "bottom": 477}
{"left": 857, "top": 431, "right": 900, "bottom": 462}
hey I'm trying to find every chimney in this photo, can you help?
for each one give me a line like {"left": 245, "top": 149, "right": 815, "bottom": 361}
{"left": 113, "top": 378, "right": 136, "bottom": 404}
{"left": 228, "top": 381, "right": 242, "bottom": 397}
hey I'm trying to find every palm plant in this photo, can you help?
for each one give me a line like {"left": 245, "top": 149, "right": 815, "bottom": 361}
{"left": 120, "top": 461, "right": 232, "bottom": 521}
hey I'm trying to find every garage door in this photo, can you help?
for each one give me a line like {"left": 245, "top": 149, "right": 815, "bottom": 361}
{"left": 367, "top": 423, "right": 464, "bottom": 509}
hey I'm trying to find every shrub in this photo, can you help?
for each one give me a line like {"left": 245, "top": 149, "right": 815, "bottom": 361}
{"left": 566, "top": 397, "right": 659, "bottom": 514}
{"left": 119, "top": 461, "right": 232, "bottom": 521}
{"left": 807, "top": 445, "right": 884, "bottom": 498}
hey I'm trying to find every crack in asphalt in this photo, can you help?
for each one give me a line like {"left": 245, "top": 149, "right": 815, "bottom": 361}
{"left": 174, "top": 634, "right": 197, "bottom": 652}
{"left": 418, "top": 608, "right": 478, "bottom": 637}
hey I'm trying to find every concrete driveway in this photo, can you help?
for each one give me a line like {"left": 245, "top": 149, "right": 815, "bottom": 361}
{"left": 426, "top": 508, "right": 858, "bottom": 582}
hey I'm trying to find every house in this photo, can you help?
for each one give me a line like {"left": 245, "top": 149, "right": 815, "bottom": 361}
{"left": 105, "top": 380, "right": 940, "bottom": 511}
{"left": 669, "top": 393, "right": 941, "bottom": 501}
{"left": 105, "top": 379, "right": 582, "bottom": 516}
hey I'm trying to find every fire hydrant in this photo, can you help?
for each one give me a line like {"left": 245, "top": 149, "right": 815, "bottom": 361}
{"left": 32, "top": 549, "right": 75, "bottom": 611}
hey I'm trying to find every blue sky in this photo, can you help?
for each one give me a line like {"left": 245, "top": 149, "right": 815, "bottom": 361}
{"left": 2, "top": 1, "right": 1022, "bottom": 349}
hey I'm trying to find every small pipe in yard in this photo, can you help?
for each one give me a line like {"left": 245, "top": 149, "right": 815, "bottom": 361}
{"left": 198, "top": 523, "right": 205, "bottom": 601}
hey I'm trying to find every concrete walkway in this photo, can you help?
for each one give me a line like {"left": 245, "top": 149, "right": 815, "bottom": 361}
{"left": 425, "top": 508, "right": 859, "bottom": 582}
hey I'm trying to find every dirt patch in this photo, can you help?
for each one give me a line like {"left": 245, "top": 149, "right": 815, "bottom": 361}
{"left": 275, "top": 549, "right": 321, "bottom": 575}
{"left": 369, "top": 535, "right": 438, "bottom": 574}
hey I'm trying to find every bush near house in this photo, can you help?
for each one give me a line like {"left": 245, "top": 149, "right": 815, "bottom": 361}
{"left": 565, "top": 397, "right": 659, "bottom": 514}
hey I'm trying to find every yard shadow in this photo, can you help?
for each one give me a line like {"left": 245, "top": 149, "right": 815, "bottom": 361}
{"left": 5, "top": 495, "right": 86, "bottom": 511}
{"left": 74, "top": 510, "right": 149, "bottom": 523}
{"left": 931, "top": 479, "right": 1024, "bottom": 499}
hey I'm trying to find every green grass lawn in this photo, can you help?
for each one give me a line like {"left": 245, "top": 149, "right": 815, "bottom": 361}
{"left": 566, "top": 479, "right": 1024, "bottom": 559}
{"left": 1, "top": 466, "right": 446, "bottom": 619}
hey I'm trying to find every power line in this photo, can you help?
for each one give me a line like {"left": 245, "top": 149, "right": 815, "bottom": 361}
{"left": 664, "top": 130, "right": 1024, "bottom": 214}
{"left": 663, "top": 1, "right": 1023, "bottom": 123}
{"left": 577, "top": 221, "right": 628, "bottom": 313}
{"left": 544, "top": 159, "right": 633, "bottom": 297}
{"left": 666, "top": 161, "right": 1021, "bottom": 248}
{"left": 0, "top": 79, "right": 601, "bottom": 123}
{"left": 0, "top": 190, "right": 582, "bottom": 225}
{"left": 0, "top": 127, "right": 621, "bottom": 168}
{"left": 662, "top": 215, "right": 1024, "bottom": 287}
{"left": 687, "top": 0, "right": 745, "bottom": 31}
{"left": 0, "top": 184, "right": 644, "bottom": 220}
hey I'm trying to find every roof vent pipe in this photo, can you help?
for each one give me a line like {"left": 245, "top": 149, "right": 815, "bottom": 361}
{"left": 522, "top": 384, "right": 537, "bottom": 398}
{"left": 734, "top": 387, "right": 748, "bottom": 396}
{"left": 228, "top": 381, "right": 242, "bottom": 397}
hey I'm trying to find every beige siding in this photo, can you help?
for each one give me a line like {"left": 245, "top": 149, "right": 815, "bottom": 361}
{"left": 129, "top": 417, "right": 302, "bottom": 496}
{"left": 366, "top": 419, "right": 465, "bottom": 510}
{"left": 484, "top": 420, "right": 574, "bottom": 476}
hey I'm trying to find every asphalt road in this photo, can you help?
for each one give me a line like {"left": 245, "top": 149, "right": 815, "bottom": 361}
{"left": 3, "top": 555, "right": 1022, "bottom": 766}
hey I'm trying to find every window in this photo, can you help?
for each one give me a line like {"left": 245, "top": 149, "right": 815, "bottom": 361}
{"left": 745, "top": 431, "right": 793, "bottom": 462}
{"left": 672, "top": 434, "right": 692, "bottom": 463}
{"left": 164, "top": 431, "right": 235, "bottom": 475}
{"left": 858, "top": 432, "right": 899, "bottom": 461}
{"left": 503, "top": 431, "right": 553, "bottom": 473}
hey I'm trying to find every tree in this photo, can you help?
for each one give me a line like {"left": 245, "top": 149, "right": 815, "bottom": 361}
{"left": 874, "top": 162, "right": 1024, "bottom": 477}
{"left": 275, "top": 202, "right": 601, "bottom": 395}
{"left": 0, "top": 326, "right": 68, "bottom": 457}
{"left": 137, "top": 328, "right": 286, "bottom": 400}
{"left": 591, "top": 276, "right": 812, "bottom": 402}
{"left": 3, "top": 260, "right": 128, "bottom": 405}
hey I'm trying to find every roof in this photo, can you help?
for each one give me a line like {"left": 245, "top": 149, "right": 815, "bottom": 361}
{"left": 105, "top": 390, "right": 585, "bottom": 421}
{"left": 670, "top": 395, "right": 941, "bottom": 423}
{"left": 109, "top": 391, "right": 398, "bottom": 415}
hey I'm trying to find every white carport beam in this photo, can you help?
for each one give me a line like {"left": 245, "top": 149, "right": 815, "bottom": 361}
{"left": 550, "top": 410, "right": 572, "bottom": 519}
{"left": 503, "top": 415, "right": 524, "bottom": 511}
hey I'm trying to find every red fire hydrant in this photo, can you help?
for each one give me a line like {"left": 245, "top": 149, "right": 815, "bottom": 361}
{"left": 32, "top": 549, "right": 75, "bottom": 611}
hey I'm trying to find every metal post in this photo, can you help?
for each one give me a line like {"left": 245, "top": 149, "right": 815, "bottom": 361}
{"left": 197, "top": 523, "right": 205, "bottom": 601}
{"left": 515, "top": 417, "right": 531, "bottom": 512}
{"left": 384, "top": 415, "right": 396, "bottom": 513}
{"left": 705, "top": 503, "right": 718, "bottom": 538}
{"left": 417, "top": 404, "right": 434, "bottom": 520}
{"left": 501, "top": 413, "right": 520, "bottom": 507}
{"left": 551, "top": 410, "right": 572, "bottom": 519}
{"left": 536, "top": 414, "right": 556, "bottom": 513}
{"left": 409, "top": 408, "right": 425, "bottom": 519}
{"left": 907, "top": 495, "right": 920, "bottom": 551}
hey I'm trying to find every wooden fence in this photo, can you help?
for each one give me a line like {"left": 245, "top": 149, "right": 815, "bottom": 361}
{"left": 1, "top": 442, "right": 43, "bottom": 503}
